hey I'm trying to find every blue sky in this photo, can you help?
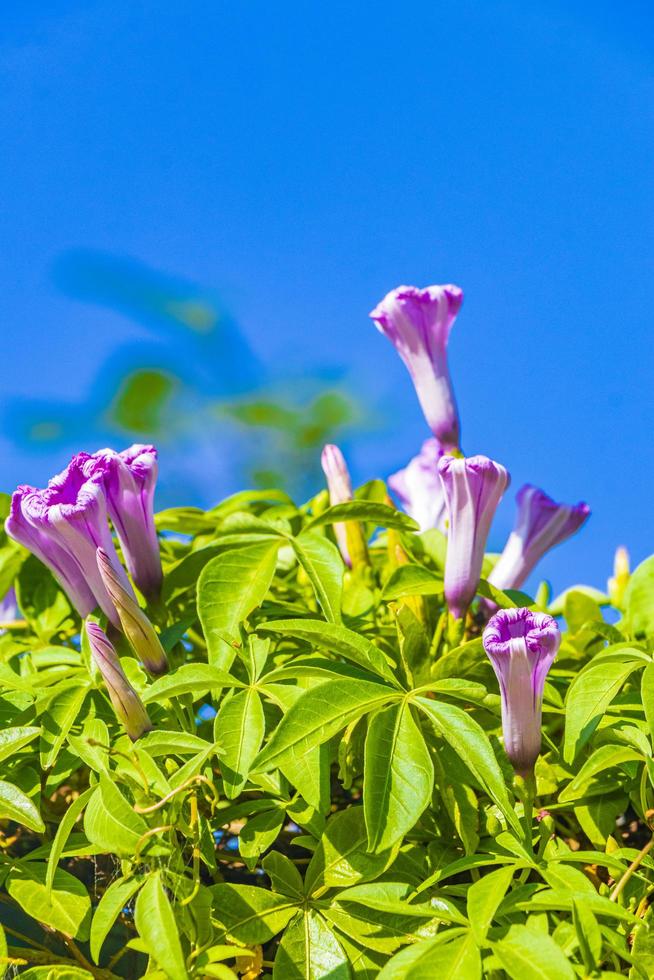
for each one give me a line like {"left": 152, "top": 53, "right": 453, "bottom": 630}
{"left": 1, "top": 0, "right": 653, "bottom": 594}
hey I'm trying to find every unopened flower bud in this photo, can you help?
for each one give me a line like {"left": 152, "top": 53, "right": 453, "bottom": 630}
{"left": 96, "top": 548, "right": 168, "bottom": 675}
{"left": 86, "top": 621, "right": 152, "bottom": 741}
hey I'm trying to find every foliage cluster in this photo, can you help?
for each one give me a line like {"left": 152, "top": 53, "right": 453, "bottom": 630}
{"left": 2, "top": 478, "right": 654, "bottom": 978}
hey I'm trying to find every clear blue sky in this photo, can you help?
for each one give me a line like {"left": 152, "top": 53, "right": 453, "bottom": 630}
{"left": 1, "top": 0, "right": 653, "bottom": 595}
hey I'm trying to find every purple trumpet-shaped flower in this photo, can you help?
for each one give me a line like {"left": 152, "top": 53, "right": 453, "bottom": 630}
{"left": 97, "top": 548, "right": 168, "bottom": 676}
{"left": 86, "top": 621, "right": 153, "bottom": 741}
{"left": 84, "top": 445, "right": 162, "bottom": 599}
{"left": 388, "top": 437, "right": 447, "bottom": 532}
{"left": 370, "top": 284, "right": 463, "bottom": 451}
{"left": 6, "top": 456, "right": 131, "bottom": 628}
{"left": 489, "top": 485, "right": 590, "bottom": 592}
{"left": 438, "top": 454, "right": 510, "bottom": 620}
{"left": 482, "top": 607, "right": 560, "bottom": 777}
{"left": 321, "top": 444, "right": 354, "bottom": 565}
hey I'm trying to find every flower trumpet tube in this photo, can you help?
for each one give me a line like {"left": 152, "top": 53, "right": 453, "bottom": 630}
{"left": 6, "top": 456, "right": 131, "bottom": 628}
{"left": 370, "top": 284, "right": 463, "bottom": 451}
{"left": 97, "top": 548, "right": 168, "bottom": 676}
{"left": 320, "top": 444, "right": 368, "bottom": 568}
{"left": 86, "top": 621, "right": 153, "bottom": 741}
{"left": 438, "top": 454, "right": 510, "bottom": 620}
{"left": 84, "top": 445, "right": 163, "bottom": 600}
{"left": 388, "top": 437, "right": 447, "bottom": 532}
{"left": 489, "top": 485, "right": 590, "bottom": 592}
{"left": 482, "top": 607, "right": 561, "bottom": 777}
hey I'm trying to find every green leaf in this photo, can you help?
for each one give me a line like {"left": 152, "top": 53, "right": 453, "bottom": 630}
{"left": 625, "top": 555, "right": 654, "bottom": 636}
{"left": 211, "top": 883, "right": 298, "bottom": 944}
{"left": 7, "top": 862, "right": 91, "bottom": 940}
{"left": 493, "top": 924, "right": 575, "bottom": 979}
{"left": 466, "top": 865, "right": 514, "bottom": 944}
{"left": 138, "top": 730, "right": 212, "bottom": 756}
{"left": 305, "top": 501, "right": 418, "bottom": 533}
{"left": 18, "top": 968, "right": 94, "bottom": 979}
{"left": 415, "top": 697, "right": 521, "bottom": 836}
{"left": 292, "top": 531, "right": 343, "bottom": 623}
{"left": 262, "top": 851, "right": 305, "bottom": 898}
{"left": 631, "top": 909, "right": 654, "bottom": 980}
{"left": 46, "top": 787, "right": 94, "bottom": 895}
{"left": 0, "top": 725, "right": 40, "bottom": 763}
{"left": 215, "top": 687, "right": 265, "bottom": 798}
{"left": 641, "top": 663, "right": 654, "bottom": 741}
{"left": 258, "top": 618, "right": 397, "bottom": 684}
{"left": 563, "top": 654, "right": 645, "bottom": 763}
{"left": 134, "top": 872, "right": 189, "bottom": 980}
{"left": 143, "top": 664, "right": 243, "bottom": 703}
{"left": 239, "top": 807, "right": 285, "bottom": 867}
{"left": 198, "top": 541, "right": 281, "bottom": 667}
{"left": 40, "top": 684, "right": 89, "bottom": 769}
{"left": 377, "top": 932, "right": 480, "bottom": 979}
{"left": 253, "top": 678, "right": 397, "bottom": 774}
{"left": 324, "top": 882, "right": 457, "bottom": 954}
{"left": 572, "top": 899, "right": 602, "bottom": 974}
{"left": 83, "top": 777, "right": 149, "bottom": 856}
{"left": 90, "top": 875, "right": 143, "bottom": 964}
{"left": 559, "top": 744, "right": 643, "bottom": 803}
{"left": 0, "top": 778, "right": 44, "bottom": 832}
{"left": 273, "top": 911, "right": 350, "bottom": 979}
{"left": 382, "top": 564, "right": 443, "bottom": 600}
{"left": 363, "top": 702, "right": 433, "bottom": 852}
{"left": 305, "top": 806, "right": 398, "bottom": 895}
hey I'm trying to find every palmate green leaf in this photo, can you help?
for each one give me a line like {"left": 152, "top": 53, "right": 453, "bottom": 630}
{"left": 7, "top": 862, "right": 92, "bottom": 940}
{"left": 563, "top": 653, "right": 646, "bottom": 763}
{"left": 292, "top": 531, "right": 343, "bottom": 623}
{"left": 304, "top": 500, "right": 418, "bottom": 534}
{"left": 90, "top": 875, "right": 144, "bottom": 964}
{"left": 0, "top": 725, "right": 40, "bottom": 763}
{"left": 143, "top": 663, "right": 243, "bottom": 703}
{"left": 492, "top": 924, "right": 575, "bottom": 979}
{"left": 0, "top": 778, "right": 44, "bottom": 832}
{"left": 197, "top": 540, "right": 281, "bottom": 668}
{"left": 323, "top": 882, "right": 452, "bottom": 954}
{"left": 83, "top": 777, "right": 149, "bottom": 856}
{"left": 305, "top": 807, "right": 399, "bottom": 895}
{"left": 273, "top": 910, "right": 350, "bottom": 980}
{"left": 258, "top": 618, "right": 398, "bottom": 684}
{"left": 252, "top": 678, "right": 398, "bottom": 774}
{"left": 46, "top": 786, "right": 94, "bottom": 895}
{"left": 215, "top": 687, "right": 265, "bottom": 798}
{"left": 414, "top": 697, "right": 522, "bottom": 836}
{"left": 363, "top": 702, "right": 434, "bottom": 852}
{"left": 377, "top": 931, "right": 480, "bottom": 979}
{"left": 134, "top": 872, "right": 189, "bottom": 980}
{"left": 211, "top": 883, "right": 298, "bottom": 944}
{"left": 466, "top": 865, "right": 514, "bottom": 944}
